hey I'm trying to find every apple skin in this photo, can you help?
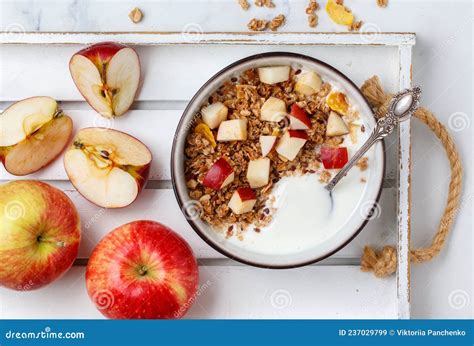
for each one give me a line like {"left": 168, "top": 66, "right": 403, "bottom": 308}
{"left": 86, "top": 220, "right": 199, "bottom": 319}
{"left": 75, "top": 42, "right": 125, "bottom": 68}
{"left": 236, "top": 187, "right": 256, "bottom": 201}
{"left": 0, "top": 180, "right": 81, "bottom": 290}
{"left": 288, "top": 129, "right": 309, "bottom": 140}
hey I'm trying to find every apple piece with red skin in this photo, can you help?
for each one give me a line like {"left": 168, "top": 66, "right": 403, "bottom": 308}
{"left": 275, "top": 130, "right": 308, "bottom": 161}
{"left": 228, "top": 187, "right": 257, "bottom": 215}
{"left": 203, "top": 158, "right": 234, "bottom": 190}
{"left": 259, "top": 135, "right": 277, "bottom": 157}
{"left": 0, "top": 97, "right": 73, "bottom": 176}
{"left": 0, "top": 180, "right": 81, "bottom": 290}
{"left": 289, "top": 104, "right": 311, "bottom": 130}
{"left": 64, "top": 128, "right": 152, "bottom": 208}
{"left": 86, "top": 220, "right": 199, "bottom": 319}
{"left": 320, "top": 146, "right": 349, "bottom": 169}
{"left": 69, "top": 42, "right": 140, "bottom": 118}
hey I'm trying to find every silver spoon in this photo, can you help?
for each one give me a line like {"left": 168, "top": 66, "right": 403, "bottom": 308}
{"left": 325, "top": 86, "right": 422, "bottom": 192}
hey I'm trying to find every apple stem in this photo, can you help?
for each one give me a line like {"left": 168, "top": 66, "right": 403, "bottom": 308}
{"left": 138, "top": 265, "right": 148, "bottom": 276}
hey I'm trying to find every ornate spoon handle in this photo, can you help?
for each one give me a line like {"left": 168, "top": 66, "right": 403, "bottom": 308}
{"left": 325, "top": 86, "right": 421, "bottom": 192}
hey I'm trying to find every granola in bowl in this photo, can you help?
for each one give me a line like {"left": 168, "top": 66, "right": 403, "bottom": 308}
{"left": 172, "top": 52, "right": 385, "bottom": 268}
{"left": 184, "top": 65, "right": 365, "bottom": 236}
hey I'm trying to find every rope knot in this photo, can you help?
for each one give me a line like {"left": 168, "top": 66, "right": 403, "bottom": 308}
{"left": 361, "top": 246, "right": 397, "bottom": 278}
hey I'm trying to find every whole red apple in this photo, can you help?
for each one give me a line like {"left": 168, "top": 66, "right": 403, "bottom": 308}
{"left": 0, "top": 180, "right": 81, "bottom": 290}
{"left": 86, "top": 220, "right": 199, "bottom": 319}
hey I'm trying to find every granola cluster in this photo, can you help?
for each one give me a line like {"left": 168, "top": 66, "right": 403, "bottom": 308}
{"left": 183, "top": 66, "right": 368, "bottom": 236}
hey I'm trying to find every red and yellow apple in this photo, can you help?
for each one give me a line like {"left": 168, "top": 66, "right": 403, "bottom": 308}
{"left": 64, "top": 127, "right": 152, "bottom": 208}
{"left": 289, "top": 104, "right": 311, "bottom": 130}
{"left": 0, "top": 97, "right": 73, "bottom": 176}
{"left": 0, "top": 180, "right": 81, "bottom": 290}
{"left": 275, "top": 130, "right": 308, "bottom": 161}
{"left": 86, "top": 220, "right": 199, "bottom": 319}
{"left": 203, "top": 158, "right": 234, "bottom": 190}
{"left": 228, "top": 187, "right": 257, "bottom": 214}
{"left": 69, "top": 42, "right": 140, "bottom": 118}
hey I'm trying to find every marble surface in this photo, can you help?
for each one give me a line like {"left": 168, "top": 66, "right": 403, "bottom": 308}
{"left": 0, "top": 0, "right": 472, "bottom": 319}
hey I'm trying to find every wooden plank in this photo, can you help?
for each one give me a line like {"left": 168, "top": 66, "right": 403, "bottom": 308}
{"left": 0, "top": 44, "right": 400, "bottom": 102}
{"left": 0, "top": 109, "right": 398, "bottom": 181}
{"left": 0, "top": 266, "right": 398, "bottom": 319}
{"left": 396, "top": 45, "right": 412, "bottom": 319}
{"left": 0, "top": 32, "right": 416, "bottom": 46}
{"left": 69, "top": 187, "right": 396, "bottom": 260}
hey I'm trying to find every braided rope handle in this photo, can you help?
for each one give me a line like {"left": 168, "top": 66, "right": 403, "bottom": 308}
{"left": 359, "top": 76, "right": 464, "bottom": 278}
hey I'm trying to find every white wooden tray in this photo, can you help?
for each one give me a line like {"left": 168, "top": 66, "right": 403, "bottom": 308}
{"left": 0, "top": 32, "right": 415, "bottom": 319}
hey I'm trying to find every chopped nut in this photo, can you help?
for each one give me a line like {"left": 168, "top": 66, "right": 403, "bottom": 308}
{"left": 356, "top": 157, "right": 369, "bottom": 171}
{"left": 269, "top": 14, "right": 285, "bottom": 32}
{"left": 248, "top": 18, "right": 268, "bottom": 31}
{"left": 377, "top": 0, "right": 388, "bottom": 7}
{"left": 349, "top": 20, "right": 363, "bottom": 32}
{"left": 128, "top": 7, "right": 143, "bottom": 23}
{"left": 238, "top": 0, "right": 250, "bottom": 10}
{"left": 255, "top": 0, "right": 274, "bottom": 7}
{"left": 308, "top": 14, "right": 318, "bottom": 28}
{"left": 186, "top": 179, "right": 198, "bottom": 189}
{"left": 306, "top": 0, "right": 320, "bottom": 14}
{"left": 319, "top": 170, "right": 332, "bottom": 183}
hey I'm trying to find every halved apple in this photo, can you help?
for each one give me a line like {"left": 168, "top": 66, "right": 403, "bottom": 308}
{"left": 64, "top": 128, "right": 152, "bottom": 208}
{"left": 0, "top": 97, "right": 73, "bottom": 176}
{"left": 69, "top": 42, "right": 140, "bottom": 118}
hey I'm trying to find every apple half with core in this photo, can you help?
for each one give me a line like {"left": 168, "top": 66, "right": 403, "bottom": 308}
{"left": 276, "top": 130, "right": 308, "bottom": 161}
{"left": 228, "top": 187, "right": 257, "bottom": 215}
{"left": 0, "top": 180, "right": 81, "bottom": 290}
{"left": 0, "top": 97, "right": 73, "bottom": 176}
{"left": 69, "top": 42, "right": 140, "bottom": 118}
{"left": 64, "top": 128, "right": 152, "bottom": 208}
{"left": 203, "top": 158, "right": 234, "bottom": 190}
{"left": 86, "top": 220, "right": 199, "bottom": 319}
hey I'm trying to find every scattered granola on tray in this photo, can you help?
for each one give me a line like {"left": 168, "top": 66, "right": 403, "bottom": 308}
{"left": 184, "top": 65, "right": 363, "bottom": 236}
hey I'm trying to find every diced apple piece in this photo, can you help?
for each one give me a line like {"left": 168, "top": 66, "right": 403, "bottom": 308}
{"left": 203, "top": 158, "right": 234, "bottom": 190}
{"left": 275, "top": 130, "right": 308, "bottom": 161}
{"left": 217, "top": 119, "right": 247, "bottom": 141}
{"left": 64, "top": 128, "right": 152, "bottom": 208}
{"left": 260, "top": 97, "right": 287, "bottom": 122}
{"left": 228, "top": 187, "right": 257, "bottom": 215}
{"left": 321, "top": 146, "right": 348, "bottom": 169}
{"left": 326, "top": 111, "right": 349, "bottom": 136}
{"left": 259, "top": 135, "right": 277, "bottom": 157}
{"left": 258, "top": 66, "right": 290, "bottom": 85}
{"left": 201, "top": 102, "right": 228, "bottom": 129}
{"left": 246, "top": 157, "right": 270, "bottom": 188}
{"left": 290, "top": 104, "right": 311, "bottom": 130}
{"left": 294, "top": 71, "right": 322, "bottom": 95}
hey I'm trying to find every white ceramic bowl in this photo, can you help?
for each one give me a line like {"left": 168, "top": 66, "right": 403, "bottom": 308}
{"left": 171, "top": 52, "right": 385, "bottom": 268}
